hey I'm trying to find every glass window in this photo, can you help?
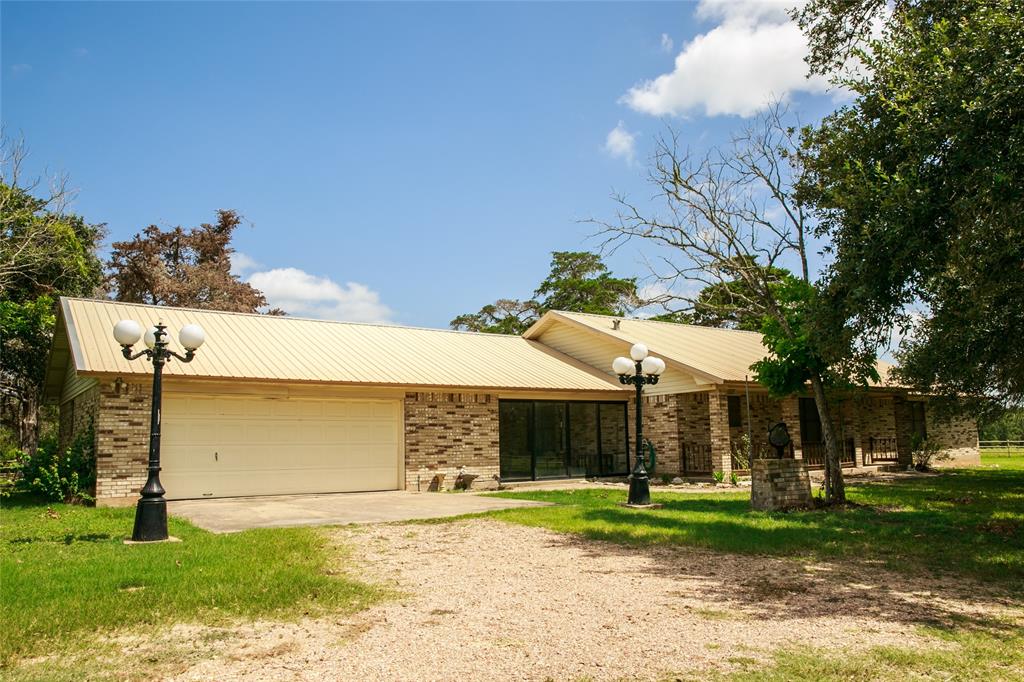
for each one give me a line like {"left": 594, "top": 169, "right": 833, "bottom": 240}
{"left": 568, "top": 403, "right": 598, "bottom": 477}
{"left": 499, "top": 402, "right": 532, "bottom": 480}
{"left": 599, "top": 403, "right": 629, "bottom": 475}
{"left": 909, "top": 402, "right": 927, "bottom": 440}
{"left": 728, "top": 395, "right": 742, "bottom": 427}
{"left": 498, "top": 400, "right": 628, "bottom": 481}
{"left": 799, "top": 397, "right": 823, "bottom": 444}
{"left": 533, "top": 402, "right": 568, "bottom": 478}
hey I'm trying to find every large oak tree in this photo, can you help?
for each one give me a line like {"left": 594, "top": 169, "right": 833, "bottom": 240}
{"left": 799, "top": 0, "right": 1024, "bottom": 412}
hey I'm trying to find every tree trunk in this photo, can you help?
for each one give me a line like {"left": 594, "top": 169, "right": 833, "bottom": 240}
{"left": 18, "top": 390, "right": 40, "bottom": 454}
{"left": 809, "top": 372, "right": 845, "bottom": 503}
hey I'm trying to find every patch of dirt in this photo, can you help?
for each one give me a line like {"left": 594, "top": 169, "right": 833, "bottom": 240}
{"left": 139, "top": 519, "right": 1021, "bottom": 681}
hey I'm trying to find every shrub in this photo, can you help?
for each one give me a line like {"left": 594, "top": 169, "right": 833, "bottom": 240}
{"left": 712, "top": 470, "right": 725, "bottom": 484}
{"left": 19, "top": 428, "right": 96, "bottom": 504}
{"left": 731, "top": 434, "right": 752, "bottom": 471}
{"left": 911, "top": 434, "right": 950, "bottom": 472}
{"left": 729, "top": 471, "right": 739, "bottom": 486}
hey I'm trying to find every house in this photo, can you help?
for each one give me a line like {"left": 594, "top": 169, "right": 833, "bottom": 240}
{"left": 44, "top": 298, "right": 980, "bottom": 506}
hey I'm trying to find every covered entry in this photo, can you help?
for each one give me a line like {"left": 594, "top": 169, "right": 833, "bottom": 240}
{"left": 499, "top": 400, "right": 629, "bottom": 480}
{"left": 161, "top": 394, "right": 402, "bottom": 499}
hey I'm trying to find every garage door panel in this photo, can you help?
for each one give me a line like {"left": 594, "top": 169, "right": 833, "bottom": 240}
{"left": 161, "top": 395, "right": 402, "bottom": 499}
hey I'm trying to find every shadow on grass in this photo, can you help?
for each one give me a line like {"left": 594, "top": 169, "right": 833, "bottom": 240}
{"left": 485, "top": 468, "right": 1024, "bottom": 635}
{"left": 530, "top": 513, "right": 1021, "bottom": 636}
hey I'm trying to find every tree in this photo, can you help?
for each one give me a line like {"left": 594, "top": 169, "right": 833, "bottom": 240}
{"left": 799, "top": 0, "right": 1024, "bottom": 412}
{"left": 1, "top": 136, "right": 105, "bottom": 451}
{"left": 107, "top": 210, "right": 279, "bottom": 313}
{"left": 595, "top": 106, "right": 877, "bottom": 503}
{"left": 449, "top": 299, "right": 541, "bottom": 335}
{"left": 650, "top": 260, "right": 792, "bottom": 331}
{"left": 450, "top": 251, "right": 637, "bottom": 335}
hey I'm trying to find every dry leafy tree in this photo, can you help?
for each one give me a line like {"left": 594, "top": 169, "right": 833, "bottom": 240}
{"left": 107, "top": 210, "right": 281, "bottom": 314}
{"left": 595, "top": 105, "right": 877, "bottom": 503}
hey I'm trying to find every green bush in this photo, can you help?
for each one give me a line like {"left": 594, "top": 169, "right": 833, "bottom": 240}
{"left": 712, "top": 470, "right": 725, "bottom": 484}
{"left": 18, "top": 428, "right": 96, "bottom": 504}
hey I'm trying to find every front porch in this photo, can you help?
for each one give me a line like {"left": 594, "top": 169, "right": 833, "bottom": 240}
{"left": 634, "top": 388, "right": 930, "bottom": 479}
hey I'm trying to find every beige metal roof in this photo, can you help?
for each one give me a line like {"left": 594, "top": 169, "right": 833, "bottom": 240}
{"left": 525, "top": 310, "right": 896, "bottom": 386}
{"left": 54, "top": 298, "right": 627, "bottom": 393}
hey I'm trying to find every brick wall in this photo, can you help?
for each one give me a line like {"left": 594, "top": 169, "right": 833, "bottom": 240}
{"left": 928, "top": 412, "right": 980, "bottom": 466}
{"left": 640, "top": 394, "right": 681, "bottom": 477}
{"left": 708, "top": 389, "right": 732, "bottom": 476}
{"left": 59, "top": 384, "right": 100, "bottom": 450}
{"left": 88, "top": 379, "right": 152, "bottom": 506}
{"left": 404, "top": 392, "right": 500, "bottom": 491}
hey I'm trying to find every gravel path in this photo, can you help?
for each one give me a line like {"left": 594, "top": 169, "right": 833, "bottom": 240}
{"left": 163, "top": 518, "right": 1018, "bottom": 681}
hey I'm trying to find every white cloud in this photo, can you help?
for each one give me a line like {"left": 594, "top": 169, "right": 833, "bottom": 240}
{"left": 247, "top": 267, "right": 394, "bottom": 323}
{"left": 604, "top": 121, "right": 637, "bottom": 164}
{"left": 660, "top": 33, "right": 674, "bottom": 53}
{"left": 10, "top": 63, "right": 32, "bottom": 76}
{"left": 622, "top": 0, "right": 831, "bottom": 118}
{"left": 230, "top": 252, "right": 261, "bottom": 277}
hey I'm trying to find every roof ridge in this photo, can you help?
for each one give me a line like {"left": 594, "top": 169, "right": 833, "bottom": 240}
{"left": 60, "top": 296, "right": 526, "bottom": 340}
{"left": 551, "top": 309, "right": 765, "bottom": 337}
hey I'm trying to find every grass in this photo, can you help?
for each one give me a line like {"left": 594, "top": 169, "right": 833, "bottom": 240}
{"left": 0, "top": 495, "right": 386, "bottom": 674}
{"left": 486, "top": 456, "right": 1024, "bottom": 587}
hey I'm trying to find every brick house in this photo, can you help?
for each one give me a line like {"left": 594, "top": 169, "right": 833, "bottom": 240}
{"left": 45, "top": 298, "right": 979, "bottom": 506}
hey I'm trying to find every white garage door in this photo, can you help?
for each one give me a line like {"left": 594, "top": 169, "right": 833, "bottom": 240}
{"left": 160, "top": 394, "right": 402, "bottom": 499}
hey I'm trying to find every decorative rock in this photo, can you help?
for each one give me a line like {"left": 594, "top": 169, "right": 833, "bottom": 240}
{"left": 671, "top": 477, "right": 684, "bottom": 485}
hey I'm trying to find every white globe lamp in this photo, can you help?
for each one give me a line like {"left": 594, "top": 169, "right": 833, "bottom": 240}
{"left": 112, "top": 319, "right": 143, "bottom": 347}
{"left": 629, "top": 343, "right": 649, "bottom": 362}
{"left": 179, "top": 324, "right": 206, "bottom": 351}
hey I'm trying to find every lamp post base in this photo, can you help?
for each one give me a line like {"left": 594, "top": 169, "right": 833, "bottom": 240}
{"left": 131, "top": 498, "right": 169, "bottom": 542}
{"left": 627, "top": 460, "right": 651, "bottom": 506}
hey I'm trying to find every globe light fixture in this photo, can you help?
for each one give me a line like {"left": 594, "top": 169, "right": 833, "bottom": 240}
{"left": 112, "top": 319, "right": 143, "bottom": 347}
{"left": 112, "top": 319, "right": 207, "bottom": 542}
{"left": 612, "top": 343, "right": 666, "bottom": 506}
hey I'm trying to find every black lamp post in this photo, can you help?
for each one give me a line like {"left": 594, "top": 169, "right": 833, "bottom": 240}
{"left": 612, "top": 344, "right": 666, "bottom": 506}
{"left": 113, "top": 319, "right": 206, "bottom": 542}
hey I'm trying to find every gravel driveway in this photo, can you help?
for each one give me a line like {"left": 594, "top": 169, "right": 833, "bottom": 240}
{"left": 163, "top": 518, "right": 1018, "bottom": 681}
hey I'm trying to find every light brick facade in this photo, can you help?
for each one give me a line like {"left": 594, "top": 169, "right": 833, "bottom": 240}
{"left": 59, "top": 379, "right": 152, "bottom": 506}
{"left": 57, "top": 376, "right": 981, "bottom": 506}
{"left": 403, "top": 391, "right": 500, "bottom": 491}
{"left": 928, "top": 412, "right": 980, "bottom": 466}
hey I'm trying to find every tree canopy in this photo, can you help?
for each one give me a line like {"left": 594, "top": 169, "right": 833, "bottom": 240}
{"left": 450, "top": 251, "right": 637, "bottom": 335}
{"left": 1, "top": 139, "right": 105, "bottom": 451}
{"left": 800, "top": 0, "right": 1024, "bottom": 411}
{"left": 107, "top": 210, "right": 279, "bottom": 313}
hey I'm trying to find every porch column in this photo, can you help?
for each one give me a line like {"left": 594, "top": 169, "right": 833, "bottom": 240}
{"left": 780, "top": 396, "right": 802, "bottom": 459}
{"left": 708, "top": 388, "right": 732, "bottom": 476}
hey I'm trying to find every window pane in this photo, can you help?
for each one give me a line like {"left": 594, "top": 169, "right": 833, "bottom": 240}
{"left": 599, "top": 403, "right": 629, "bottom": 475}
{"left": 728, "top": 396, "right": 742, "bottom": 427}
{"left": 568, "top": 403, "right": 598, "bottom": 477}
{"left": 499, "top": 402, "right": 532, "bottom": 480}
{"left": 534, "top": 402, "right": 568, "bottom": 478}
{"left": 799, "top": 397, "right": 823, "bottom": 443}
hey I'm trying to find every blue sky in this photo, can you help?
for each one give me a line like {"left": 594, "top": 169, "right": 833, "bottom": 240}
{"left": 3, "top": 1, "right": 841, "bottom": 328}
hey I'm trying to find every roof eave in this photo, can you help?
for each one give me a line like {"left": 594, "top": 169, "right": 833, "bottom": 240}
{"left": 529, "top": 311, "right": 725, "bottom": 384}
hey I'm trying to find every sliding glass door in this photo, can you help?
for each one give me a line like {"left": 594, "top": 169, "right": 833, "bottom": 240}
{"left": 499, "top": 400, "right": 628, "bottom": 481}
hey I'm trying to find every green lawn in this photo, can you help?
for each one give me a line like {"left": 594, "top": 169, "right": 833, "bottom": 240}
{"left": 0, "top": 496, "right": 385, "bottom": 674}
{"left": 488, "top": 457, "right": 1024, "bottom": 587}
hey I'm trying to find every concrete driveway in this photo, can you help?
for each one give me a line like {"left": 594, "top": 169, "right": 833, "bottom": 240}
{"left": 168, "top": 490, "right": 549, "bottom": 533}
